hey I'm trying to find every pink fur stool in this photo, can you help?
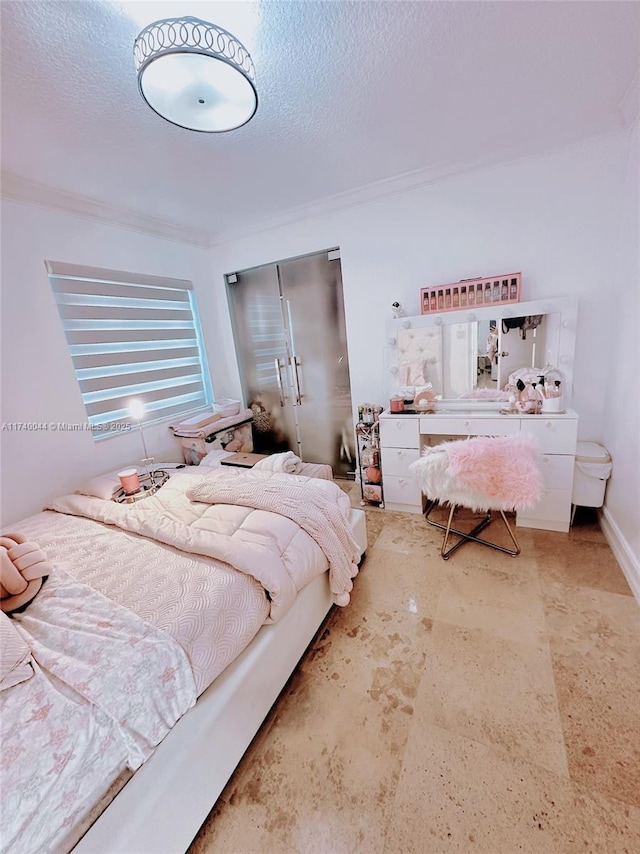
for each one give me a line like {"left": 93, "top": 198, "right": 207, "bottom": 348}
{"left": 410, "top": 434, "right": 543, "bottom": 559}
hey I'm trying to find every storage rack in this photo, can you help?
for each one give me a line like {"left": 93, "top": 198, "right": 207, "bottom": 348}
{"left": 355, "top": 419, "right": 384, "bottom": 507}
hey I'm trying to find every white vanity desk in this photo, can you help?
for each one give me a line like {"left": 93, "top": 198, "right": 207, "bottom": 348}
{"left": 379, "top": 408, "right": 578, "bottom": 531}
{"left": 381, "top": 295, "right": 580, "bottom": 532}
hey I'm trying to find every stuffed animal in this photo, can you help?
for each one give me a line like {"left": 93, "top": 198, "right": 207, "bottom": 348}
{"left": 1, "top": 533, "right": 51, "bottom": 614}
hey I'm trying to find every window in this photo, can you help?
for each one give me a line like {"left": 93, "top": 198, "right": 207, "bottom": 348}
{"left": 47, "top": 261, "right": 212, "bottom": 439}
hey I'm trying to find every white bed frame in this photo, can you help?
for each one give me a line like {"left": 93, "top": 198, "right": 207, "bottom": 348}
{"left": 73, "top": 508, "right": 367, "bottom": 854}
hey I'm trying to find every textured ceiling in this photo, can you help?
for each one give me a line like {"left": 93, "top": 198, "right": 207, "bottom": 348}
{"left": 1, "top": 1, "right": 638, "bottom": 244}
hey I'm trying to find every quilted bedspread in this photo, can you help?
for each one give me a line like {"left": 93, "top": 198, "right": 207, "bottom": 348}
{"left": 48, "top": 468, "right": 359, "bottom": 622}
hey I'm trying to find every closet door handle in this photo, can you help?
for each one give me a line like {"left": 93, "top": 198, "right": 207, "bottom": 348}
{"left": 290, "top": 354, "right": 302, "bottom": 405}
{"left": 274, "top": 358, "right": 286, "bottom": 407}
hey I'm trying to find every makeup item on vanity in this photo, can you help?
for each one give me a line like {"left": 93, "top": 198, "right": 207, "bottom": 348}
{"left": 541, "top": 379, "right": 563, "bottom": 412}
{"left": 118, "top": 468, "right": 140, "bottom": 495}
{"left": 419, "top": 273, "right": 521, "bottom": 316}
{"left": 414, "top": 385, "right": 437, "bottom": 411}
{"left": 389, "top": 396, "right": 405, "bottom": 413}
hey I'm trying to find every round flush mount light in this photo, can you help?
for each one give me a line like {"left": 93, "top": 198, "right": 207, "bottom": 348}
{"left": 134, "top": 16, "right": 258, "bottom": 133}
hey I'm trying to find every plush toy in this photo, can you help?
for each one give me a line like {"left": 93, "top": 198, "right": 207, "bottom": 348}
{"left": 1, "top": 533, "right": 51, "bottom": 614}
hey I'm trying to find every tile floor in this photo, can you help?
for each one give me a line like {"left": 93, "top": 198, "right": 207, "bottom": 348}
{"left": 189, "top": 487, "right": 639, "bottom": 853}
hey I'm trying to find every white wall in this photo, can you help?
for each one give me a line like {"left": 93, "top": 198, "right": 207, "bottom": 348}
{"left": 601, "top": 122, "right": 640, "bottom": 589}
{"left": 209, "top": 133, "right": 628, "bottom": 428}
{"left": 0, "top": 202, "right": 219, "bottom": 525}
{"left": 206, "top": 131, "right": 635, "bottom": 554}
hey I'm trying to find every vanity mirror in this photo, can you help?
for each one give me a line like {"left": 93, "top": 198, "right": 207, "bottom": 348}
{"left": 385, "top": 296, "right": 578, "bottom": 409}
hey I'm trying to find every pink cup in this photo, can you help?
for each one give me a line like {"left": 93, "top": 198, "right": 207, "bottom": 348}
{"left": 118, "top": 468, "right": 140, "bottom": 495}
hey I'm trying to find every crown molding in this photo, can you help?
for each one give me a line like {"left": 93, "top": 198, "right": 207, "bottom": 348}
{"left": 0, "top": 172, "right": 212, "bottom": 249}
{"left": 210, "top": 127, "right": 621, "bottom": 247}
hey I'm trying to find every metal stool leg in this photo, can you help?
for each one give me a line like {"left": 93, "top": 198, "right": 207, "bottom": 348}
{"left": 425, "top": 500, "right": 521, "bottom": 559}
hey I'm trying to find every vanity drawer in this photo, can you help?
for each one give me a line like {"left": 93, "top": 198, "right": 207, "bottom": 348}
{"left": 383, "top": 474, "right": 422, "bottom": 508}
{"left": 380, "top": 416, "right": 420, "bottom": 449}
{"left": 419, "top": 416, "right": 520, "bottom": 438}
{"left": 538, "top": 453, "right": 575, "bottom": 491}
{"left": 521, "top": 418, "right": 578, "bottom": 454}
{"left": 517, "top": 488, "right": 572, "bottom": 531}
{"left": 381, "top": 446, "right": 421, "bottom": 478}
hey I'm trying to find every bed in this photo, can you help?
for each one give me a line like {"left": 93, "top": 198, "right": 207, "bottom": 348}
{"left": 1, "top": 466, "right": 367, "bottom": 854}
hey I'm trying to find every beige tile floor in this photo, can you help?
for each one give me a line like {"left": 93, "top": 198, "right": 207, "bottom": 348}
{"left": 189, "top": 486, "right": 639, "bottom": 854}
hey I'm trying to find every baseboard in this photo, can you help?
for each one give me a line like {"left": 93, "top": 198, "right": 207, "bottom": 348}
{"left": 599, "top": 507, "right": 640, "bottom": 605}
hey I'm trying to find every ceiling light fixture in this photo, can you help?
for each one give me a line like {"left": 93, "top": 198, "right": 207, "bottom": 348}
{"left": 134, "top": 16, "right": 257, "bottom": 133}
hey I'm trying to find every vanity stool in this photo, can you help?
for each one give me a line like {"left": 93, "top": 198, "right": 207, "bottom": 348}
{"left": 410, "top": 434, "right": 544, "bottom": 559}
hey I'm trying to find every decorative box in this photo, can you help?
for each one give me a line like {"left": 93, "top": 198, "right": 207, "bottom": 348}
{"left": 420, "top": 272, "right": 521, "bottom": 315}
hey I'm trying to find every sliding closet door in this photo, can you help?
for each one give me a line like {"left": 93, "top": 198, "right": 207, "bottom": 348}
{"left": 226, "top": 265, "right": 297, "bottom": 453}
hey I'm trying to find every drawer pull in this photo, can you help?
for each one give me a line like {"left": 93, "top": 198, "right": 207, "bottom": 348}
{"left": 464, "top": 420, "right": 470, "bottom": 428}
{"left": 546, "top": 422, "right": 553, "bottom": 429}
{"left": 399, "top": 478, "right": 405, "bottom": 485}
{"left": 542, "top": 456, "right": 550, "bottom": 464}
{"left": 396, "top": 450, "right": 403, "bottom": 457}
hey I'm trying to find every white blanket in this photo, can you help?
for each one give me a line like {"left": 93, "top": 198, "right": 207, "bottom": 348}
{"left": 253, "top": 451, "right": 303, "bottom": 474}
{"left": 188, "top": 470, "right": 361, "bottom": 605}
{"left": 47, "top": 470, "right": 360, "bottom": 622}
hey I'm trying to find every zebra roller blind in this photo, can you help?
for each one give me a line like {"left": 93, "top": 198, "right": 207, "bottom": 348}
{"left": 47, "top": 261, "right": 212, "bottom": 438}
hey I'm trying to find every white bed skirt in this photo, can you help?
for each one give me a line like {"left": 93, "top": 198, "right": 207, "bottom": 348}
{"left": 73, "top": 507, "right": 367, "bottom": 854}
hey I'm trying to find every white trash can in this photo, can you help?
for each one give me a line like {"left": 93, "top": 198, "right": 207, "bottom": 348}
{"left": 571, "top": 442, "right": 612, "bottom": 522}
